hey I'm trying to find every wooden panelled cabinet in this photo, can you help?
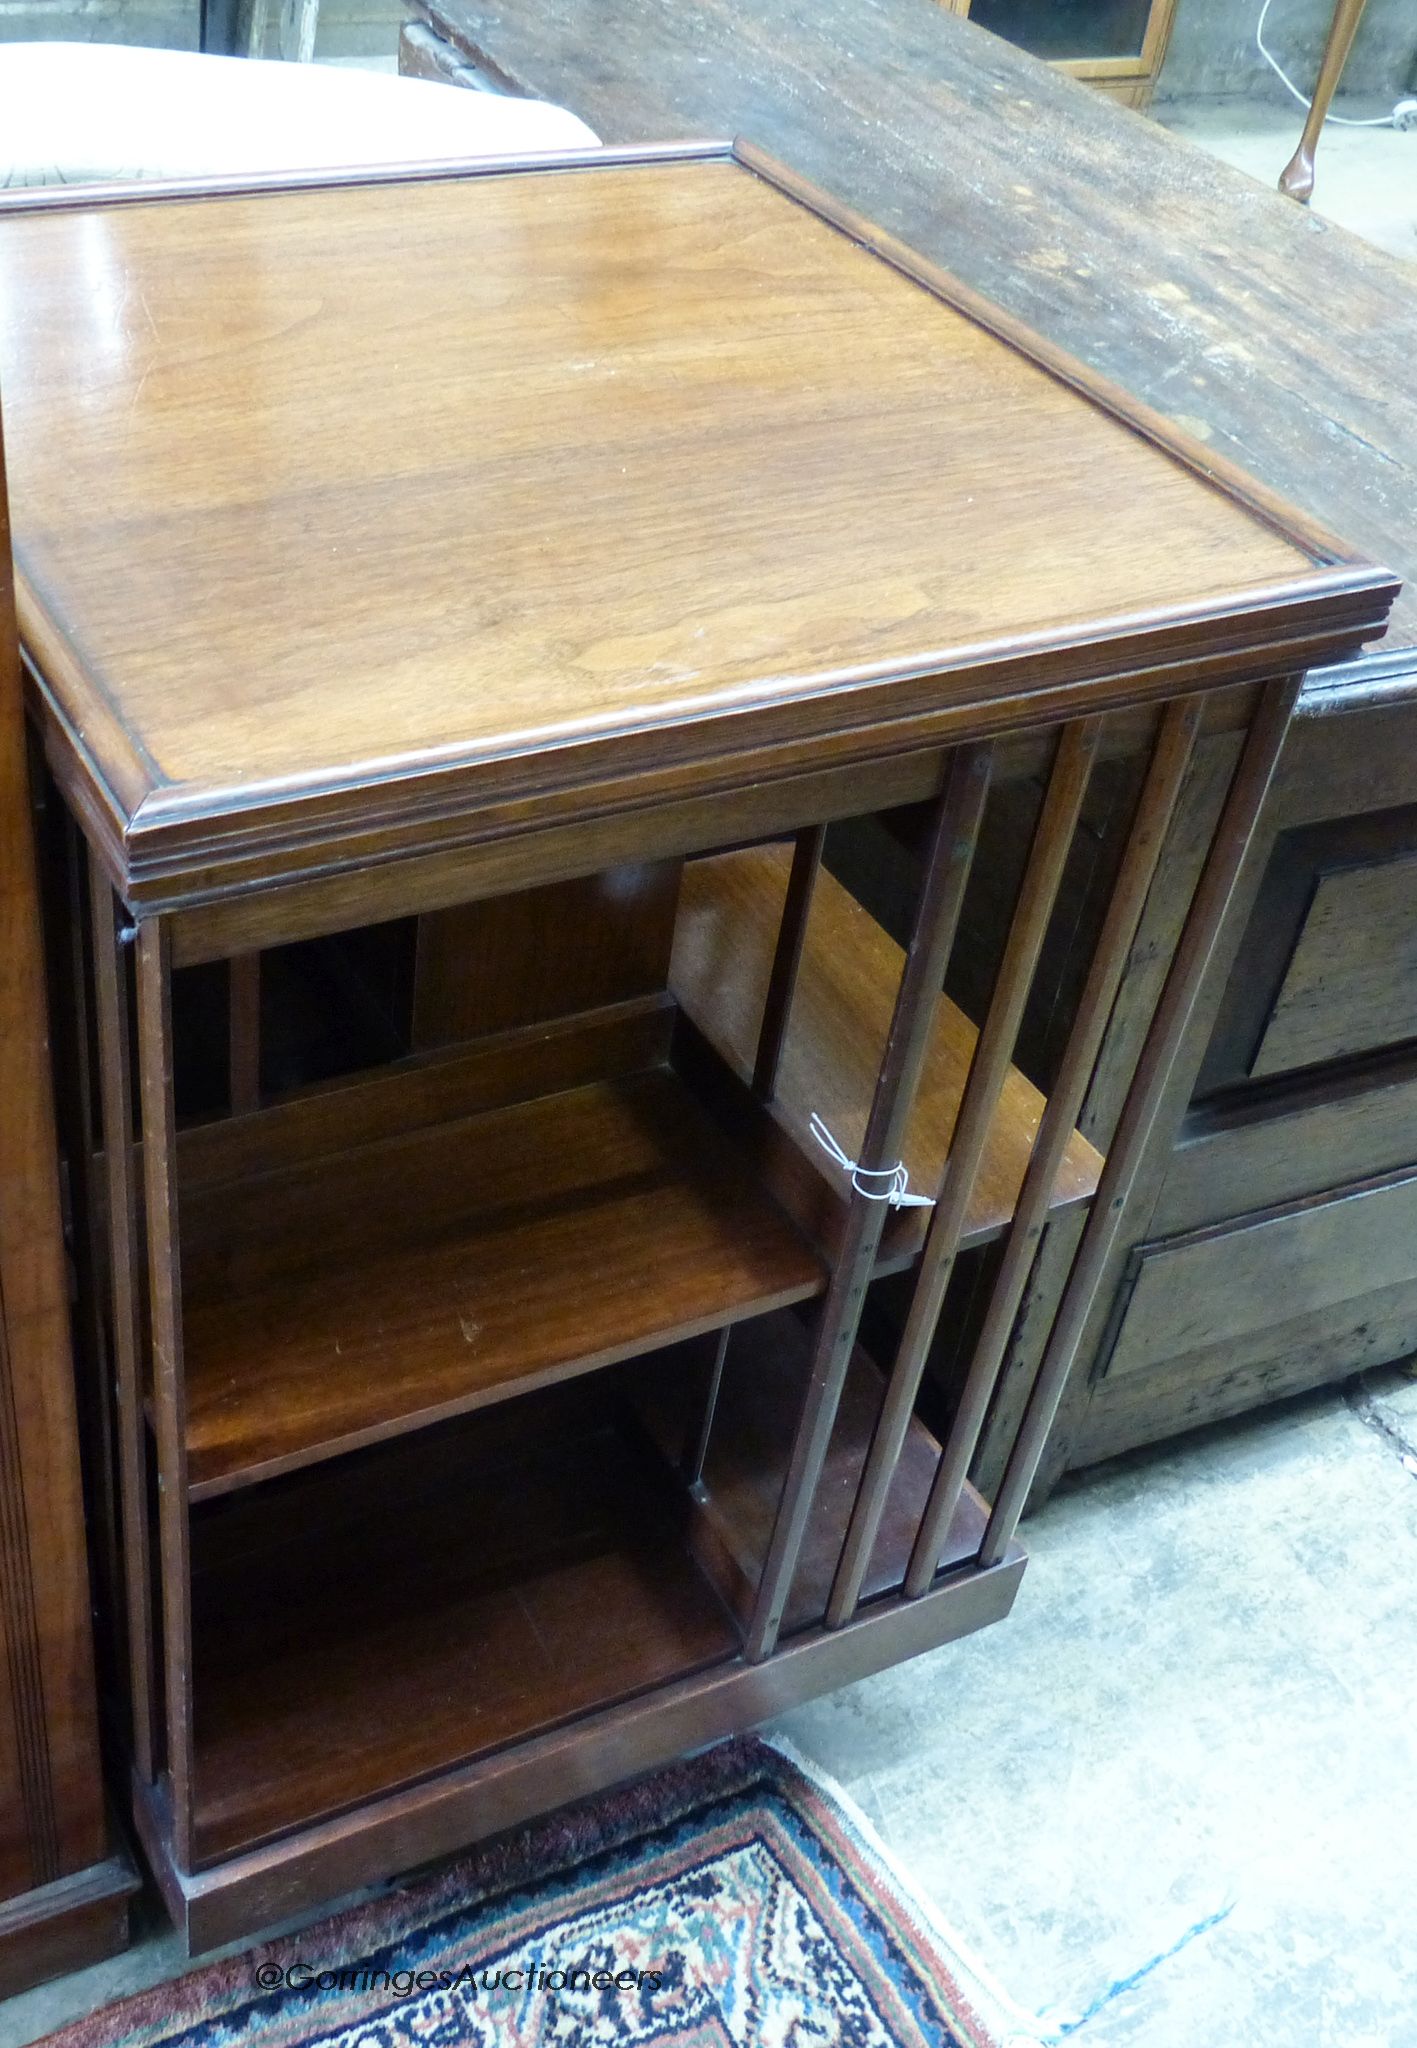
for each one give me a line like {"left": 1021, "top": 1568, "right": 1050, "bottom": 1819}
{"left": 0, "top": 422, "right": 137, "bottom": 1993}
{"left": 0, "top": 145, "right": 1394, "bottom": 1951}
{"left": 1025, "top": 694, "right": 1417, "bottom": 1478}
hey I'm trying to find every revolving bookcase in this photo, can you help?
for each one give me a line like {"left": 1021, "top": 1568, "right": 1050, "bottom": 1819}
{"left": 0, "top": 140, "right": 1395, "bottom": 1949}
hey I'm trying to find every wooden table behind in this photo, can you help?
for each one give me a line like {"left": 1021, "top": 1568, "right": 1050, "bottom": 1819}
{"left": 407, "top": 0, "right": 1416, "bottom": 665}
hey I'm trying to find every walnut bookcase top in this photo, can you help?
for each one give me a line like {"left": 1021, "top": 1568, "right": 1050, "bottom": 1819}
{"left": 0, "top": 143, "right": 1394, "bottom": 916}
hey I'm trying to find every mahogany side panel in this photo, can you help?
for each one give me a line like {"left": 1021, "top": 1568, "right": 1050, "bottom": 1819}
{"left": 0, "top": 400, "right": 133, "bottom": 1982}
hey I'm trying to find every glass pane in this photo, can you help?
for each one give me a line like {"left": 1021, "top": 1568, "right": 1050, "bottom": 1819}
{"left": 970, "top": 0, "right": 1154, "bottom": 63}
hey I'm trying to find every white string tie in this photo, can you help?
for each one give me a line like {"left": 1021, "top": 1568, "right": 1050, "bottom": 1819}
{"left": 808, "top": 1113, "right": 934, "bottom": 1209}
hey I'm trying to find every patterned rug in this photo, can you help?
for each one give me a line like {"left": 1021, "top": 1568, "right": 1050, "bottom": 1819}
{"left": 50, "top": 1739, "right": 1012, "bottom": 2048}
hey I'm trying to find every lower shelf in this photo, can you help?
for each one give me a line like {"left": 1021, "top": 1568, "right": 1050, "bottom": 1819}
{"left": 189, "top": 1383, "right": 740, "bottom": 1864}
{"left": 187, "top": 1306, "right": 996, "bottom": 1867}
{"left": 149, "top": 1519, "right": 1025, "bottom": 1951}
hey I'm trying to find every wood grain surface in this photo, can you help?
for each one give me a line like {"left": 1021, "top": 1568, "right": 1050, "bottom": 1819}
{"left": 0, "top": 434, "right": 97, "bottom": 1904}
{"left": 0, "top": 401, "right": 132, "bottom": 1981}
{"left": 0, "top": 149, "right": 1389, "bottom": 908}
{"left": 405, "top": 0, "right": 1416, "bottom": 662}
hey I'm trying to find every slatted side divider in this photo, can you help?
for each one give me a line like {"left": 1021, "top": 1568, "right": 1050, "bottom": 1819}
{"left": 975, "top": 675, "right": 1300, "bottom": 1567}
{"left": 743, "top": 742, "right": 992, "bottom": 1662}
{"left": 89, "top": 858, "right": 160, "bottom": 1783}
{"left": 828, "top": 714, "right": 1103, "bottom": 1624}
{"left": 739, "top": 689, "right": 1291, "bottom": 1642}
{"left": 756, "top": 677, "right": 1298, "bottom": 1632}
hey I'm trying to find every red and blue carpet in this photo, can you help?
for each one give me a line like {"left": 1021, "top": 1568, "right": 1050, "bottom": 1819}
{"left": 49, "top": 1739, "right": 1005, "bottom": 2048}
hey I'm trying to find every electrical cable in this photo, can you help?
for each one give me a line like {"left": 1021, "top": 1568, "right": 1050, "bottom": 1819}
{"left": 1255, "top": 0, "right": 1417, "bottom": 130}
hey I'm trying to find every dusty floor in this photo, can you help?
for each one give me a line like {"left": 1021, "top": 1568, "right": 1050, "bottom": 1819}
{"left": 779, "top": 1367, "right": 1417, "bottom": 2047}
{"left": 1, "top": 71, "right": 1415, "bottom": 2048}
{"left": 1156, "top": 96, "right": 1417, "bottom": 262}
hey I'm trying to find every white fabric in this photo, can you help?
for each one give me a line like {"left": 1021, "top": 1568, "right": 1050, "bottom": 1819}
{"left": 0, "top": 41, "right": 599, "bottom": 188}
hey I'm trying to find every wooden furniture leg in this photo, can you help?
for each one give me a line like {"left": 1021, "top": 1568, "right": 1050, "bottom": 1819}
{"left": 239, "top": 0, "right": 267, "bottom": 55}
{"left": 199, "top": 0, "right": 284, "bottom": 57}
{"left": 135, "top": 922, "right": 197, "bottom": 1869}
{"left": 278, "top": 0, "right": 321, "bottom": 62}
{"left": 1279, "top": 0, "right": 1371, "bottom": 202}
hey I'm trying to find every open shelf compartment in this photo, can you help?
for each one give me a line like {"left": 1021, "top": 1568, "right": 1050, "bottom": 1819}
{"left": 173, "top": 835, "right": 1104, "bottom": 1502}
{"left": 179, "top": 1053, "right": 824, "bottom": 1499}
{"left": 670, "top": 843, "right": 1104, "bottom": 1264}
{"left": 187, "top": 1378, "right": 743, "bottom": 1864}
{"left": 628, "top": 1308, "right": 989, "bottom": 1636}
{"left": 187, "top": 1308, "right": 998, "bottom": 1865}
{"left": 117, "top": 814, "right": 1102, "bottom": 1880}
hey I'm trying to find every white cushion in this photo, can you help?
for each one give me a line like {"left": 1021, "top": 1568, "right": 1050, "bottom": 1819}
{"left": 0, "top": 41, "right": 599, "bottom": 188}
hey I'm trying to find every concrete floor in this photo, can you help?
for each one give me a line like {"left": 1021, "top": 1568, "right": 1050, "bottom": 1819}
{"left": 1157, "top": 96, "right": 1417, "bottom": 262}
{"left": 3, "top": 72, "right": 1416, "bottom": 2048}
{"left": 779, "top": 1366, "right": 1417, "bottom": 2047}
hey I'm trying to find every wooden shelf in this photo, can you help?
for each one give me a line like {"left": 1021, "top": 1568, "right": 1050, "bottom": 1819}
{"left": 180, "top": 1066, "right": 823, "bottom": 1498}
{"left": 670, "top": 845, "right": 1103, "bottom": 1260}
{"left": 630, "top": 1311, "right": 987, "bottom": 1634}
{"left": 189, "top": 1385, "right": 740, "bottom": 1862}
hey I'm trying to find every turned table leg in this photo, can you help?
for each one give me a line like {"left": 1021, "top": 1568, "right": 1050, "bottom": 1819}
{"left": 1279, "top": 0, "right": 1370, "bottom": 203}
{"left": 277, "top": 0, "right": 321, "bottom": 60}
